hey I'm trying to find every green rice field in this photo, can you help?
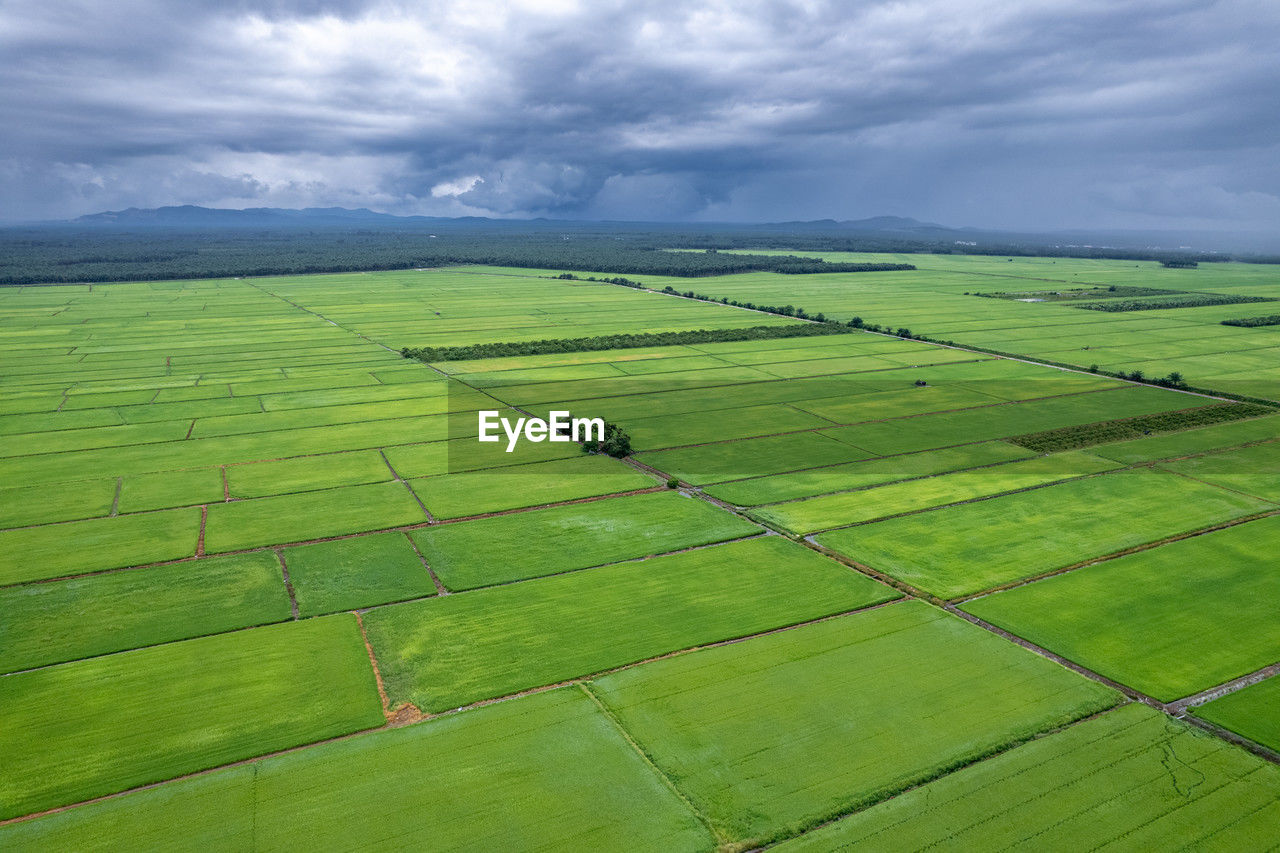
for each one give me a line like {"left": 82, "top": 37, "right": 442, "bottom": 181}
{"left": 1, "top": 259, "right": 1278, "bottom": 848}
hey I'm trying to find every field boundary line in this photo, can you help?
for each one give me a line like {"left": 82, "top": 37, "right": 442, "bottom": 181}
{"left": 401, "top": 531, "right": 448, "bottom": 596}
{"left": 1167, "top": 660, "right": 1280, "bottom": 712}
{"left": 949, "top": 508, "right": 1280, "bottom": 605}
{"left": 1173, "top": 715, "right": 1280, "bottom": 766}
{"left": 1156, "top": 465, "right": 1279, "bottom": 504}
{"left": 108, "top": 477, "right": 122, "bottom": 516}
{"left": 779, "top": 467, "right": 1130, "bottom": 537}
{"left": 195, "top": 505, "right": 207, "bottom": 556}
{"left": 354, "top": 611, "right": 414, "bottom": 724}
{"left": 946, "top": 607, "right": 1162, "bottom": 704}
{"left": 576, "top": 682, "right": 726, "bottom": 848}
{"left": 628, "top": 278, "right": 1267, "bottom": 406}
{"left": 0, "top": 507, "right": 763, "bottom": 593}
{"left": 274, "top": 549, "right": 299, "bottom": 619}
{"left": 380, "top": 449, "right": 437, "bottom": 522}
{"left": 244, "top": 281, "right": 401, "bottom": 355}
{"left": 751, "top": 702, "right": 1129, "bottom": 852}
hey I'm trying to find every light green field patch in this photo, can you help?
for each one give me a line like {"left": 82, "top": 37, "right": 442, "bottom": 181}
{"left": 408, "top": 453, "right": 655, "bottom": 519}
{"left": 0, "top": 616, "right": 383, "bottom": 820}
{"left": 775, "top": 704, "right": 1280, "bottom": 852}
{"left": 789, "top": 383, "right": 1004, "bottom": 424}
{"left": 0, "top": 688, "right": 714, "bottom": 852}
{"left": 409, "top": 490, "right": 760, "bottom": 590}
{"left": 964, "top": 515, "right": 1280, "bottom": 700}
{"left": 0, "top": 407, "right": 124, "bottom": 436}
{"left": 259, "top": 379, "right": 446, "bottom": 411}
{"left": 756, "top": 450, "right": 1122, "bottom": 534}
{"left": 0, "top": 551, "right": 291, "bottom": 674}
{"left": 451, "top": 361, "right": 627, "bottom": 387}
{"left": 0, "top": 477, "right": 117, "bottom": 528}
{"left": 226, "top": 449, "right": 392, "bottom": 498}
{"left": 703, "top": 441, "right": 1036, "bottom": 505}
{"left": 205, "top": 481, "right": 427, "bottom": 553}
{"left": 0, "top": 508, "right": 201, "bottom": 585}
{"left": 115, "top": 396, "right": 262, "bottom": 424}
{"left": 1195, "top": 675, "right": 1280, "bottom": 753}
{"left": 117, "top": 467, "right": 224, "bottom": 513}
{"left": 0, "top": 418, "right": 192, "bottom": 458}
{"left": 817, "top": 468, "right": 1272, "bottom": 598}
{"left": 1158, "top": 440, "right": 1280, "bottom": 500}
{"left": 366, "top": 536, "right": 896, "bottom": 712}
{"left": 282, "top": 532, "right": 436, "bottom": 616}
{"left": 590, "top": 600, "right": 1119, "bottom": 846}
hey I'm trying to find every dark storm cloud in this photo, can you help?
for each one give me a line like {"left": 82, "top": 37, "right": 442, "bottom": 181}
{"left": 3, "top": 0, "right": 1279, "bottom": 229}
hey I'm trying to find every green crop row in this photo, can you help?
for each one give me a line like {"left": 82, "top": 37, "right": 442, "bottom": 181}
{"left": 1074, "top": 293, "right": 1275, "bottom": 311}
{"left": 400, "top": 323, "right": 857, "bottom": 362}
{"left": 1006, "top": 402, "right": 1273, "bottom": 453}
{"left": 1222, "top": 314, "right": 1280, "bottom": 327}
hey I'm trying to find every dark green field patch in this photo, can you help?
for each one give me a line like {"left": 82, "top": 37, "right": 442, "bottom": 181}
{"left": 0, "top": 616, "right": 384, "bottom": 820}
{"left": 0, "top": 508, "right": 201, "bottom": 585}
{"left": 282, "top": 532, "right": 436, "bottom": 616}
{"left": 117, "top": 467, "right": 224, "bottom": 513}
{"left": 638, "top": 431, "right": 874, "bottom": 484}
{"left": 0, "top": 688, "right": 713, "bottom": 852}
{"left": 1195, "top": 675, "right": 1280, "bottom": 753}
{"left": 408, "top": 453, "right": 655, "bottom": 519}
{"left": 963, "top": 516, "right": 1280, "bottom": 700}
{"left": 703, "top": 441, "right": 1036, "bottom": 506}
{"left": 0, "top": 478, "right": 117, "bottom": 528}
{"left": 366, "top": 536, "right": 896, "bottom": 712}
{"left": 590, "top": 601, "right": 1118, "bottom": 846}
{"left": 204, "top": 481, "right": 427, "bottom": 552}
{"left": 409, "top": 490, "right": 760, "bottom": 590}
{"left": 0, "top": 552, "right": 291, "bottom": 673}
{"left": 776, "top": 703, "right": 1280, "bottom": 851}
{"left": 226, "top": 450, "right": 392, "bottom": 498}
{"left": 817, "top": 468, "right": 1271, "bottom": 599}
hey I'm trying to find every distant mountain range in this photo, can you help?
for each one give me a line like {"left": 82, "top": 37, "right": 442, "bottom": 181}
{"left": 74, "top": 205, "right": 953, "bottom": 233}
{"left": 55, "top": 205, "right": 1276, "bottom": 254}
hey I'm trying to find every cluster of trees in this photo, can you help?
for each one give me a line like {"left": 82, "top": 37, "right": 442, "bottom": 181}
{"left": 658, "top": 285, "right": 839, "bottom": 322}
{"left": 0, "top": 228, "right": 912, "bottom": 285}
{"left": 581, "top": 421, "right": 632, "bottom": 458}
{"left": 973, "top": 285, "right": 1177, "bottom": 301}
{"left": 553, "top": 273, "right": 644, "bottom": 287}
{"left": 399, "top": 322, "right": 856, "bottom": 362}
{"left": 1007, "top": 403, "right": 1273, "bottom": 453}
{"left": 1221, "top": 315, "right": 1280, "bottom": 327}
{"left": 1085, "top": 366, "right": 1188, "bottom": 388}
{"left": 1161, "top": 259, "right": 1199, "bottom": 268}
{"left": 1075, "top": 294, "right": 1275, "bottom": 312}
{"left": 846, "top": 316, "right": 914, "bottom": 338}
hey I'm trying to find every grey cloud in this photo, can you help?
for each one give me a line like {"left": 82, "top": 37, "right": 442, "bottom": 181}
{"left": 2, "top": 0, "right": 1279, "bottom": 229}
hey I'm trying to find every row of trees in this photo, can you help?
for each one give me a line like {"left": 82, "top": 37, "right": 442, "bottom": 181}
{"left": 399, "top": 322, "right": 857, "bottom": 362}
{"left": 1007, "top": 403, "right": 1272, "bottom": 453}
{"left": 1221, "top": 315, "right": 1280, "bottom": 327}
{"left": 1075, "top": 294, "right": 1275, "bottom": 312}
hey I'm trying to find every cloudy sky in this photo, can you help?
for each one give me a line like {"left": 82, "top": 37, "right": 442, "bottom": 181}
{"left": 3, "top": 0, "right": 1279, "bottom": 230}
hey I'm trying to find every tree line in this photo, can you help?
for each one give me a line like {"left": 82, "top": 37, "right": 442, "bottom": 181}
{"left": 0, "top": 228, "right": 911, "bottom": 285}
{"left": 399, "top": 322, "right": 858, "bottom": 362}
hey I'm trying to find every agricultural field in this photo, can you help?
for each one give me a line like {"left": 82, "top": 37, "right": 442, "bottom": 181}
{"left": 2, "top": 260, "right": 1279, "bottom": 849}
{"left": 666, "top": 251, "right": 1280, "bottom": 401}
